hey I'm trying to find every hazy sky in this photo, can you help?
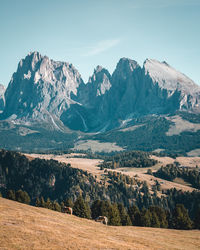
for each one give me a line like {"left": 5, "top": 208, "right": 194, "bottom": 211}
{"left": 1, "top": 0, "right": 200, "bottom": 86}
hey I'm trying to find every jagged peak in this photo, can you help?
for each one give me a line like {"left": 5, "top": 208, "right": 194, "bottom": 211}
{"left": 88, "top": 65, "right": 111, "bottom": 84}
{"left": 118, "top": 57, "right": 138, "bottom": 65}
{"left": 94, "top": 65, "right": 103, "bottom": 73}
{"left": 16, "top": 52, "right": 83, "bottom": 81}
{"left": 28, "top": 51, "right": 42, "bottom": 57}
{"left": 143, "top": 58, "right": 169, "bottom": 68}
{"left": 115, "top": 57, "right": 140, "bottom": 72}
{"left": 143, "top": 58, "right": 199, "bottom": 93}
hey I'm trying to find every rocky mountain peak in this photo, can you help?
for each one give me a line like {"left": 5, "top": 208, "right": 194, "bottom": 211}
{"left": 94, "top": 65, "right": 103, "bottom": 73}
{"left": 143, "top": 58, "right": 200, "bottom": 94}
{"left": 116, "top": 57, "right": 139, "bottom": 70}
{"left": 18, "top": 51, "right": 42, "bottom": 72}
{"left": 112, "top": 57, "right": 140, "bottom": 80}
{"left": 87, "top": 66, "right": 111, "bottom": 96}
{"left": 1, "top": 52, "right": 84, "bottom": 126}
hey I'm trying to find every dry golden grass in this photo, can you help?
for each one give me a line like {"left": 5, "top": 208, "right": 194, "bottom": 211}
{"left": 24, "top": 153, "right": 199, "bottom": 192}
{"left": 0, "top": 198, "right": 200, "bottom": 250}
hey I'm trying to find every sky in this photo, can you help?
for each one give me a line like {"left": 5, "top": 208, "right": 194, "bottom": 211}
{"left": 0, "top": 0, "right": 200, "bottom": 86}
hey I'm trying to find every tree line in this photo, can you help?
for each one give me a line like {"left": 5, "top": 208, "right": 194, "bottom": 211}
{"left": 2, "top": 190, "right": 199, "bottom": 230}
{"left": 153, "top": 163, "right": 200, "bottom": 189}
{"left": 99, "top": 150, "right": 157, "bottom": 169}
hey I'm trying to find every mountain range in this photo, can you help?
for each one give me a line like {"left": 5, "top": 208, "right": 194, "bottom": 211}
{"left": 0, "top": 51, "right": 200, "bottom": 153}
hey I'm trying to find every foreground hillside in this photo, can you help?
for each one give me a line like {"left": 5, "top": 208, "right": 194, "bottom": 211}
{"left": 0, "top": 198, "right": 200, "bottom": 250}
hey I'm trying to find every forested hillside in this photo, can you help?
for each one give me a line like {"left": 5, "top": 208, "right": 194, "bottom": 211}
{"left": 0, "top": 149, "right": 200, "bottom": 229}
{"left": 99, "top": 151, "right": 157, "bottom": 169}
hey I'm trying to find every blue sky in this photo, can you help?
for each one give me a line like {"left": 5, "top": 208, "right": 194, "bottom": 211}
{"left": 0, "top": 0, "right": 200, "bottom": 86}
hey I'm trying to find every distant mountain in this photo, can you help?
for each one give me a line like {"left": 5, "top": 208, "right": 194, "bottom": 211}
{"left": 0, "top": 84, "right": 5, "bottom": 111}
{"left": 1, "top": 52, "right": 200, "bottom": 152}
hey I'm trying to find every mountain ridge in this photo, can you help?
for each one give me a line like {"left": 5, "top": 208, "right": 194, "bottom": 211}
{"left": 1, "top": 51, "right": 200, "bottom": 131}
{"left": 0, "top": 51, "right": 200, "bottom": 152}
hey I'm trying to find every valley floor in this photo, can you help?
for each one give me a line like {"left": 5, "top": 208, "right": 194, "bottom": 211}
{"left": 0, "top": 198, "right": 200, "bottom": 250}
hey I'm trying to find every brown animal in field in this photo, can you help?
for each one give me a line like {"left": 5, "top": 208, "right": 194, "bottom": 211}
{"left": 63, "top": 206, "right": 73, "bottom": 215}
{"left": 95, "top": 216, "right": 108, "bottom": 225}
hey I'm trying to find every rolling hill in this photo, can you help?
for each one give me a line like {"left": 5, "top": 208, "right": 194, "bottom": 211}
{"left": 0, "top": 197, "right": 200, "bottom": 250}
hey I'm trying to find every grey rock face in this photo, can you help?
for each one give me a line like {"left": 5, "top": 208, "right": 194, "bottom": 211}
{"left": 143, "top": 59, "right": 200, "bottom": 111}
{"left": 0, "top": 84, "right": 5, "bottom": 111}
{"left": 2, "top": 52, "right": 84, "bottom": 129}
{"left": 96, "top": 57, "right": 200, "bottom": 126}
{"left": 1, "top": 52, "right": 200, "bottom": 132}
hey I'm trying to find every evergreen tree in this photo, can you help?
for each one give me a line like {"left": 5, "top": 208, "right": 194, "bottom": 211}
{"left": 128, "top": 205, "right": 141, "bottom": 226}
{"left": 150, "top": 211, "right": 160, "bottom": 228}
{"left": 65, "top": 198, "right": 74, "bottom": 208}
{"left": 117, "top": 203, "right": 132, "bottom": 226}
{"left": 140, "top": 208, "right": 151, "bottom": 227}
{"left": 35, "top": 197, "right": 41, "bottom": 207}
{"left": 108, "top": 203, "right": 121, "bottom": 226}
{"left": 60, "top": 201, "right": 65, "bottom": 211}
{"left": 52, "top": 201, "right": 61, "bottom": 212}
{"left": 172, "top": 204, "right": 192, "bottom": 230}
{"left": 149, "top": 206, "right": 168, "bottom": 228}
{"left": 15, "top": 190, "right": 30, "bottom": 204}
{"left": 7, "top": 190, "right": 16, "bottom": 201}
{"left": 40, "top": 197, "right": 46, "bottom": 208}
{"left": 194, "top": 206, "right": 200, "bottom": 229}
{"left": 91, "top": 200, "right": 102, "bottom": 219}
{"left": 73, "top": 196, "right": 91, "bottom": 219}
{"left": 46, "top": 198, "right": 53, "bottom": 209}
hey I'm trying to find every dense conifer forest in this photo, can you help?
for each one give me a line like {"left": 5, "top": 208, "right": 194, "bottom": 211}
{"left": 153, "top": 163, "right": 200, "bottom": 189}
{"left": 99, "top": 151, "right": 157, "bottom": 169}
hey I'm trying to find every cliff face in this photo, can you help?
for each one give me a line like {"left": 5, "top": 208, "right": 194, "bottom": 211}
{"left": 2, "top": 52, "right": 84, "bottom": 128}
{"left": 0, "top": 84, "right": 5, "bottom": 112}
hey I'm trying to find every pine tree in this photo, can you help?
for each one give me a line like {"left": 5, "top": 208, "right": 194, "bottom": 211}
{"left": 108, "top": 203, "right": 121, "bottom": 226}
{"left": 117, "top": 203, "right": 132, "bottom": 226}
{"left": 140, "top": 208, "right": 151, "bottom": 227}
{"left": 60, "top": 201, "right": 65, "bottom": 212}
{"left": 65, "top": 198, "right": 74, "bottom": 208}
{"left": 52, "top": 201, "right": 61, "bottom": 212}
{"left": 128, "top": 205, "right": 141, "bottom": 226}
{"left": 73, "top": 196, "right": 91, "bottom": 219}
{"left": 91, "top": 200, "right": 102, "bottom": 219}
{"left": 46, "top": 198, "right": 52, "bottom": 209}
{"left": 7, "top": 190, "right": 16, "bottom": 201}
{"left": 172, "top": 204, "right": 192, "bottom": 230}
{"left": 150, "top": 211, "right": 160, "bottom": 227}
{"left": 149, "top": 206, "right": 168, "bottom": 228}
{"left": 40, "top": 197, "right": 46, "bottom": 208}
{"left": 35, "top": 197, "right": 41, "bottom": 207}
{"left": 15, "top": 190, "right": 30, "bottom": 204}
{"left": 194, "top": 206, "right": 200, "bottom": 229}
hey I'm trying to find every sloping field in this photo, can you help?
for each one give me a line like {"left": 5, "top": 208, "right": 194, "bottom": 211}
{"left": 25, "top": 153, "right": 104, "bottom": 180}
{"left": 0, "top": 198, "right": 200, "bottom": 250}
{"left": 166, "top": 115, "right": 200, "bottom": 136}
{"left": 73, "top": 140, "right": 124, "bottom": 153}
{"left": 25, "top": 153, "right": 198, "bottom": 192}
